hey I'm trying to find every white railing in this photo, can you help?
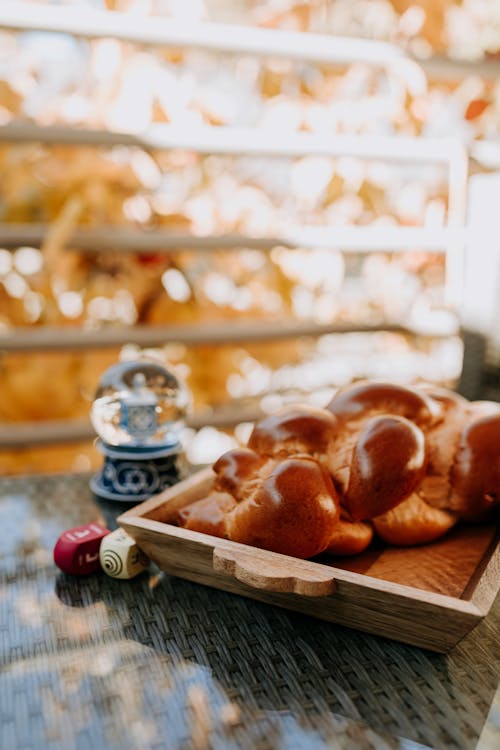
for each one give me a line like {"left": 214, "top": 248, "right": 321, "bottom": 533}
{"left": 2, "top": 3, "right": 498, "bottom": 80}
{"left": 0, "top": 2, "right": 416, "bottom": 71}
{"left": 0, "top": 320, "right": 436, "bottom": 353}
{"left": 1, "top": 121, "right": 458, "bottom": 162}
{"left": 0, "top": 405, "right": 265, "bottom": 448}
{"left": 0, "top": 120, "right": 469, "bottom": 308}
{"left": 0, "top": 223, "right": 459, "bottom": 254}
{"left": 0, "top": 3, "right": 470, "bottom": 448}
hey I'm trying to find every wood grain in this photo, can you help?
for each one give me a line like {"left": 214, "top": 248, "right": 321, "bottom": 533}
{"left": 326, "top": 525, "right": 498, "bottom": 597}
{"left": 213, "top": 546, "right": 336, "bottom": 596}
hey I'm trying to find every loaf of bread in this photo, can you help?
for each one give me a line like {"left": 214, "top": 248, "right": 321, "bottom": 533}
{"left": 177, "top": 381, "right": 500, "bottom": 558}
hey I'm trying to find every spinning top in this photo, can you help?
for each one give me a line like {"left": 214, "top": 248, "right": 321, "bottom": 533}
{"left": 99, "top": 528, "right": 149, "bottom": 579}
{"left": 53, "top": 523, "right": 110, "bottom": 575}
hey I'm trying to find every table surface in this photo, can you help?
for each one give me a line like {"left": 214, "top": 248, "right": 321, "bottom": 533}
{"left": 1, "top": 472, "right": 499, "bottom": 750}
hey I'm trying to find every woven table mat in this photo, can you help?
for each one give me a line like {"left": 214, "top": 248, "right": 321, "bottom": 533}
{"left": 0, "top": 472, "right": 499, "bottom": 750}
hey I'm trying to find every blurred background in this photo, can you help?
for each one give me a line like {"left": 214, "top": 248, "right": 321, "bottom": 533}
{"left": 1, "top": 0, "right": 500, "bottom": 475}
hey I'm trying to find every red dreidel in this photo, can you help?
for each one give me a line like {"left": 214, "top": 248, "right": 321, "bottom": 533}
{"left": 53, "top": 523, "right": 110, "bottom": 575}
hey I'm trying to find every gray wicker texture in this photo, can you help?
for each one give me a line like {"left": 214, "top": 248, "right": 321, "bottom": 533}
{"left": 0, "top": 473, "right": 499, "bottom": 750}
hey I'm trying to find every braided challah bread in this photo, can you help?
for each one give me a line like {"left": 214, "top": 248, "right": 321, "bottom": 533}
{"left": 177, "top": 381, "right": 500, "bottom": 558}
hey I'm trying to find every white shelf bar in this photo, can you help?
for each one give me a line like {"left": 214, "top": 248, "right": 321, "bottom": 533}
{"left": 444, "top": 139, "right": 468, "bottom": 307}
{"left": 0, "top": 419, "right": 95, "bottom": 448}
{"left": 0, "top": 2, "right": 407, "bottom": 69}
{"left": 2, "top": 3, "right": 497, "bottom": 82}
{"left": 0, "top": 320, "right": 452, "bottom": 353}
{"left": 0, "top": 406, "right": 265, "bottom": 448}
{"left": 0, "top": 121, "right": 460, "bottom": 165}
{"left": 419, "top": 55, "right": 500, "bottom": 82}
{"left": 0, "top": 223, "right": 460, "bottom": 253}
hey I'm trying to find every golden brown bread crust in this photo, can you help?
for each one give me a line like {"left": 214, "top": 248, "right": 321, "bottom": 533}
{"left": 213, "top": 448, "right": 268, "bottom": 501}
{"left": 324, "top": 519, "right": 373, "bottom": 557}
{"left": 178, "top": 381, "right": 499, "bottom": 558}
{"left": 326, "top": 382, "right": 499, "bottom": 527}
{"left": 225, "top": 456, "right": 340, "bottom": 558}
{"left": 415, "top": 396, "right": 500, "bottom": 521}
{"left": 324, "top": 381, "right": 438, "bottom": 500}
{"left": 345, "top": 415, "right": 427, "bottom": 521}
{"left": 416, "top": 387, "right": 469, "bottom": 510}
{"left": 247, "top": 404, "right": 338, "bottom": 458}
{"left": 450, "top": 410, "right": 500, "bottom": 521}
{"left": 326, "top": 381, "right": 439, "bottom": 426}
{"left": 373, "top": 493, "right": 457, "bottom": 546}
{"left": 178, "top": 492, "right": 237, "bottom": 538}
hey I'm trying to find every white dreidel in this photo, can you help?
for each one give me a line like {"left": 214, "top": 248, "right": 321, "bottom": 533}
{"left": 99, "top": 528, "right": 149, "bottom": 579}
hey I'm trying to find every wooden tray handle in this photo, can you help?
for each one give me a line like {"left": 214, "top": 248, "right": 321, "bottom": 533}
{"left": 213, "top": 547, "right": 336, "bottom": 597}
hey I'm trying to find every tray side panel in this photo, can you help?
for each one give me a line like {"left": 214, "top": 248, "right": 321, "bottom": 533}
{"left": 119, "top": 517, "right": 481, "bottom": 653}
{"left": 464, "top": 530, "right": 500, "bottom": 613}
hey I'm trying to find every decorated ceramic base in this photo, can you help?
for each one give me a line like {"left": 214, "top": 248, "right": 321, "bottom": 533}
{"left": 90, "top": 440, "right": 185, "bottom": 503}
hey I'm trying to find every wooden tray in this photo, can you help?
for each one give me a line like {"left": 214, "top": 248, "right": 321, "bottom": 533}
{"left": 118, "top": 468, "right": 500, "bottom": 653}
